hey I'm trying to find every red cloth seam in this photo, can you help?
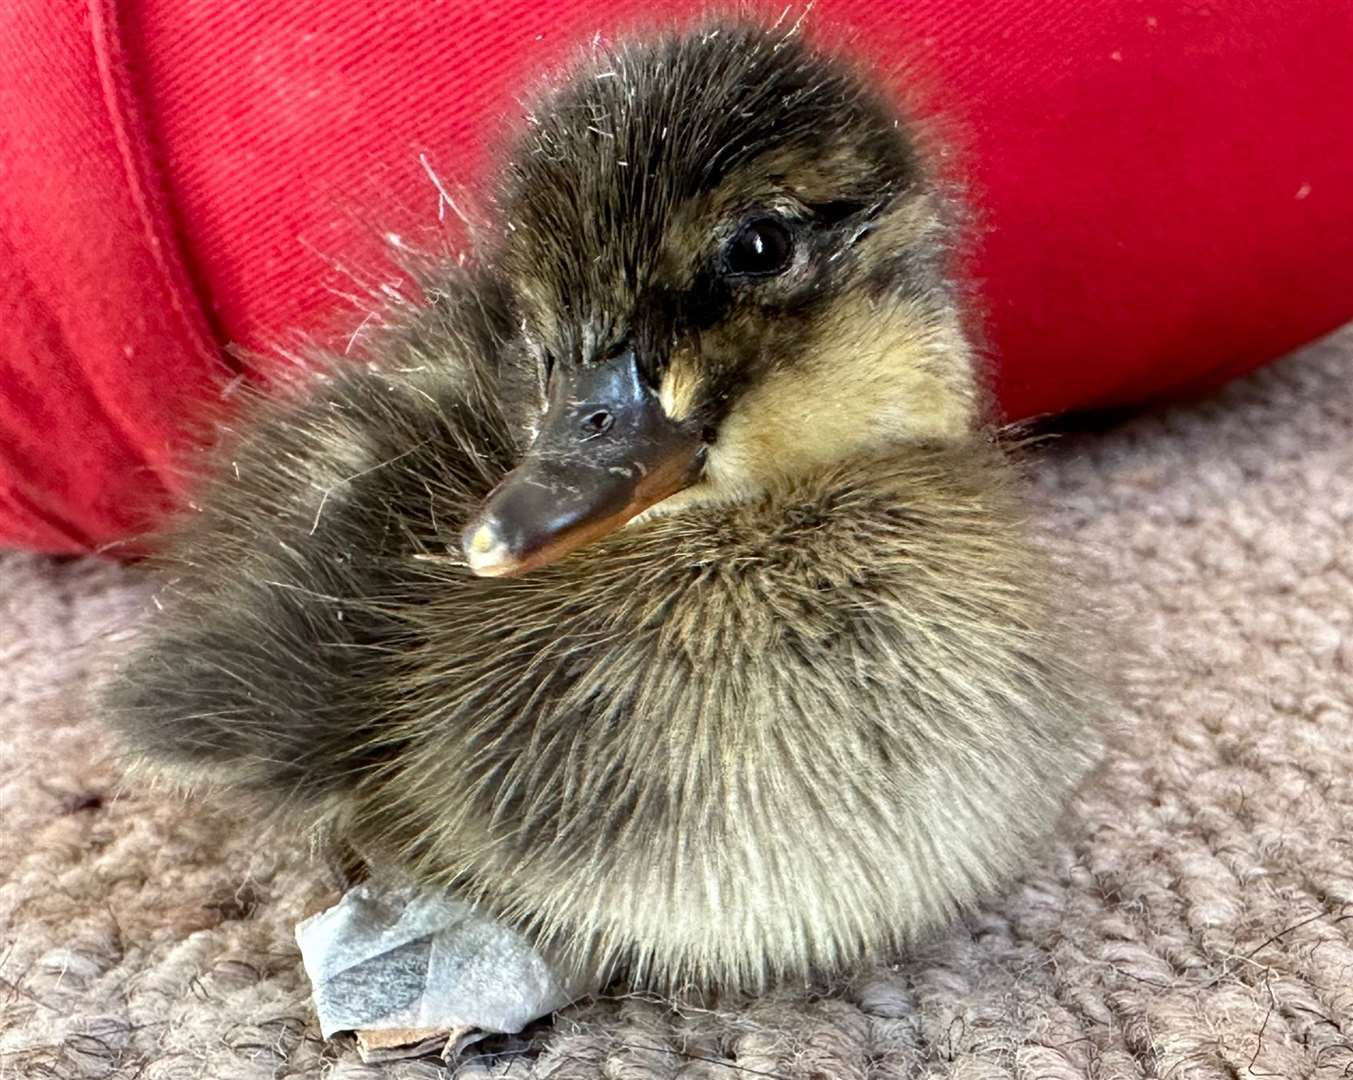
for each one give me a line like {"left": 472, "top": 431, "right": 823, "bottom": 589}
{"left": 87, "top": 0, "right": 226, "bottom": 380}
{"left": 1, "top": 481, "right": 96, "bottom": 550}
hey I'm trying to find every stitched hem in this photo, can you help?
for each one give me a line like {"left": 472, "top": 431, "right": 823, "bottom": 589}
{"left": 0, "top": 482, "right": 98, "bottom": 553}
{"left": 87, "top": 0, "right": 230, "bottom": 378}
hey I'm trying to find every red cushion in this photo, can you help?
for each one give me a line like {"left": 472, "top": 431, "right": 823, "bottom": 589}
{"left": 3, "top": 0, "right": 1352, "bottom": 554}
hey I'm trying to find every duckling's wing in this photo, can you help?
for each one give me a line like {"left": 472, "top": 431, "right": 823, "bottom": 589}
{"left": 105, "top": 274, "right": 517, "bottom": 818}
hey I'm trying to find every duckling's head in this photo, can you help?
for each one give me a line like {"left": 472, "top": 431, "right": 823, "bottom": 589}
{"left": 465, "top": 22, "right": 977, "bottom": 577}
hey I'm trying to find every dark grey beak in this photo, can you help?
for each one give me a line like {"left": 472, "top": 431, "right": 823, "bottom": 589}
{"left": 461, "top": 348, "right": 704, "bottom": 577}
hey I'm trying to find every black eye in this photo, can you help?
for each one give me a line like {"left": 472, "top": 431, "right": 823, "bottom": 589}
{"left": 723, "top": 217, "right": 794, "bottom": 277}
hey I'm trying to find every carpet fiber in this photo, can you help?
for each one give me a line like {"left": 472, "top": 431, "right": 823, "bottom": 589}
{"left": 3, "top": 327, "right": 1352, "bottom": 1078}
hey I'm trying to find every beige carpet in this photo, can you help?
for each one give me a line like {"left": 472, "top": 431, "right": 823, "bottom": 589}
{"left": 3, "top": 326, "right": 1352, "bottom": 1079}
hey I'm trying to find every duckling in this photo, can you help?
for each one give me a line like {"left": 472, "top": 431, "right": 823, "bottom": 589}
{"left": 106, "top": 20, "right": 1102, "bottom": 993}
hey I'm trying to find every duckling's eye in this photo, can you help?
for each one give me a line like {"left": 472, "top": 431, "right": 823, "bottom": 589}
{"left": 723, "top": 217, "right": 794, "bottom": 277}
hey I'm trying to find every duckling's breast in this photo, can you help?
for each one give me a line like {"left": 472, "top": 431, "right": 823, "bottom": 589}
{"left": 346, "top": 440, "right": 1100, "bottom": 988}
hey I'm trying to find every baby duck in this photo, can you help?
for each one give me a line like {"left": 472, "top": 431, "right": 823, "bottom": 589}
{"left": 107, "top": 21, "right": 1101, "bottom": 992}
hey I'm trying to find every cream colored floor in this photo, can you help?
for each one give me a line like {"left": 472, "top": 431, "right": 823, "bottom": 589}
{"left": 2, "top": 326, "right": 1351, "bottom": 1078}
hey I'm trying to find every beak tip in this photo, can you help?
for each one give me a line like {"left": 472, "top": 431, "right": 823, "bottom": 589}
{"left": 462, "top": 522, "right": 519, "bottom": 578}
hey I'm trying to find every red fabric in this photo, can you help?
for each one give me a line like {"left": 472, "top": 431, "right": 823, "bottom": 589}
{"left": 3, "top": 1, "right": 1352, "bottom": 554}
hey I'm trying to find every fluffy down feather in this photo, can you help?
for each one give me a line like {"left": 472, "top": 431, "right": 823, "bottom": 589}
{"left": 105, "top": 19, "right": 1102, "bottom": 993}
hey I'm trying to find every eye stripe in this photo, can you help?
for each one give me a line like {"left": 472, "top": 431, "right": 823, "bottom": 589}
{"left": 805, "top": 199, "right": 870, "bottom": 225}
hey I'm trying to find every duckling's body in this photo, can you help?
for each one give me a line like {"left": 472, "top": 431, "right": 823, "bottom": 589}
{"left": 108, "top": 21, "right": 1101, "bottom": 992}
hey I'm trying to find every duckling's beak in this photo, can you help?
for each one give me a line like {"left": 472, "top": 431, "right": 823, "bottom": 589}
{"left": 461, "top": 347, "right": 704, "bottom": 577}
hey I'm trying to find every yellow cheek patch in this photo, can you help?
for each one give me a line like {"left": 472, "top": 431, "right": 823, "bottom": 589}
{"left": 658, "top": 352, "right": 702, "bottom": 422}
{"left": 705, "top": 298, "right": 976, "bottom": 494}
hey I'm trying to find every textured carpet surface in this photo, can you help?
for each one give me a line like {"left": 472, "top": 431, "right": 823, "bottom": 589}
{"left": 2, "top": 327, "right": 1352, "bottom": 1079}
